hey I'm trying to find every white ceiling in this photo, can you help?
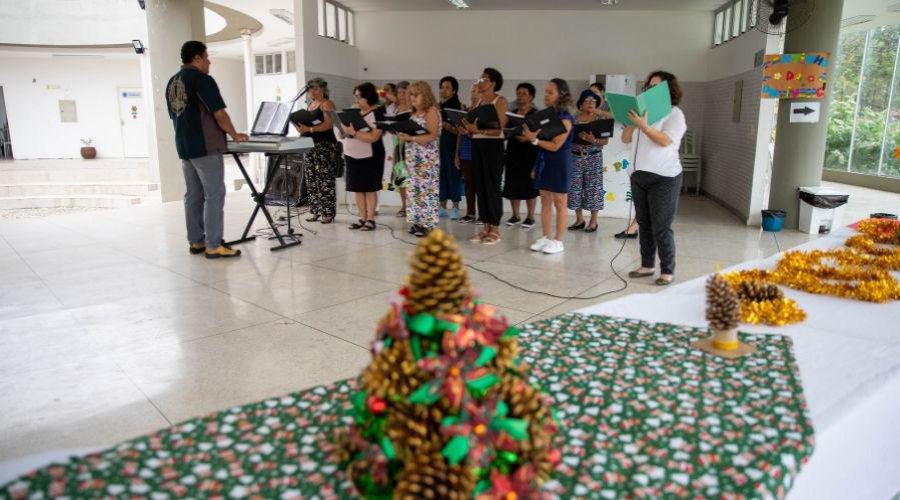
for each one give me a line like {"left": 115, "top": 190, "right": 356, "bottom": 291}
{"left": 337, "top": 0, "right": 726, "bottom": 11}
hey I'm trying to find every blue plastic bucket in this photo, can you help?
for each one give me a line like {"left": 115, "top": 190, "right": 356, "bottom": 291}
{"left": 761, "top": 209, "right": 786, "bottom": 232}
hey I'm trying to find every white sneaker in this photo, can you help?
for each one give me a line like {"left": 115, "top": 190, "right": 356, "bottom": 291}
{"left": 542, "top": 240, "right": 565, "bottom": 254}
{"left": 530, "top": 236, "right": 550, "bottom": 252}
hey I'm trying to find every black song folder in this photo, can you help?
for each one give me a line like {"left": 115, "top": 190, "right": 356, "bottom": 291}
{"left": 573, "top": 119, "right": 614, "bottom": 145}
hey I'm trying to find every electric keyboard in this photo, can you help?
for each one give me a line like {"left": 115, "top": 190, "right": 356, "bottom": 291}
{"left": 227, "top": 136, "right": 315, "bottom": 154}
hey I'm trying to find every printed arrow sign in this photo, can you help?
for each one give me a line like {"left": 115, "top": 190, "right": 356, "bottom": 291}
{"left": 789, "top": 102, "right": 820, "bottom": 123}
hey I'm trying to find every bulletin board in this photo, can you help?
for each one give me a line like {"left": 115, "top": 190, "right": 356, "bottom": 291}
{"left": 762, "top": 52, "right": 830, "bottom": 99}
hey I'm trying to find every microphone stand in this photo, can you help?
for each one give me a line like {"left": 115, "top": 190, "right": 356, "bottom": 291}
{"left": 276, "top": 85, "right": 311, "bottom": 241}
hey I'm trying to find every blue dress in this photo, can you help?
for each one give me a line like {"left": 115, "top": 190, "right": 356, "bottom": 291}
{"left": 534, "top": 110, "right": 575, "bottom": 194}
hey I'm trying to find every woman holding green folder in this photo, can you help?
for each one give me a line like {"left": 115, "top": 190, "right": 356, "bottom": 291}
{"left": 621, "top": 71, "right": 687, "bottom": 286}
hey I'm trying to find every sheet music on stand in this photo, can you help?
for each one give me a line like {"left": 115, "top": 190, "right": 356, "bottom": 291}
{"left": 252, "top": 102, "right": 292, "bottom": 135}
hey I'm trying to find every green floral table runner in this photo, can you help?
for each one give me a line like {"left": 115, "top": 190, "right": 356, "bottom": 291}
{"left": 1, "top": 314, "right": 814, "bottom": 499}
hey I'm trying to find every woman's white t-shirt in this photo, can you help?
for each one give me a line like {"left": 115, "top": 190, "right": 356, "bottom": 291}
{"left": 633, "top": 106, "right": 687, "bottom": 178}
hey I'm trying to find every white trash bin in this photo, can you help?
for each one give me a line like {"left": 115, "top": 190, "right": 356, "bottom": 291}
{"left": 798, "top": 186, "right": 850, "bottom": 234}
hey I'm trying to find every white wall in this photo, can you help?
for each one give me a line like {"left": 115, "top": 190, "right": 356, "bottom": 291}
{"left": 701, "top": 29, "right": 781, "bottom": 223}
{"left": 356, "top": 10, "right": 713, "bottom": 81}
{"left": 211, "top": 57, "right": 248, "bottom": 134}
{"left": 0, "top": 54, "right": 141, "bottom": 159}
{"left": 707, "top": 29, "right": 770, "bottom": 81}
{"left": 300, "top": 0, "right": 358, "bottom": 79}
{"left": 0, "top": 52, "right": 246, "bottom": 160}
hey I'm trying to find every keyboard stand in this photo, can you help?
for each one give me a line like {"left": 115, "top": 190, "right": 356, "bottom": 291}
{"left": 226, "top": 139, "right": 314, "bottom": 252}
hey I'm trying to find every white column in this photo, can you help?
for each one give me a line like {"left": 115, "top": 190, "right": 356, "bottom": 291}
{"left": 241, "top": 29, "right": 256, "bottom": 132}
{"left": 240, "top": 28, "right": 262, "bottom": 182}
{"left": 145, "top": 0, "right": 206, "bottom": 203}
{"left": 293, "top": 0, "right": 308, "bottom": 88}
{"left": 139, "top": 52, "right": 160, "bottom": 187}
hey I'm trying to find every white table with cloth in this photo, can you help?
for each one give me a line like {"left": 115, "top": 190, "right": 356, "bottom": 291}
{"left": 577, "top": 227, "right": 900, "bottom": 500}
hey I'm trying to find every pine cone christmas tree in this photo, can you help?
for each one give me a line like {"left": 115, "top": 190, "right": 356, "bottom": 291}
{"left": 706, "top": 273, "right": 741, "bottom": 331}
{"left": 736, "top": 280, "right": 784, "bottom": 302}
{"left": 337, "top": 230, "right": 559, "bottom": 499}
{"left": 405, "top": 230, "right": 472, "bottom": 316}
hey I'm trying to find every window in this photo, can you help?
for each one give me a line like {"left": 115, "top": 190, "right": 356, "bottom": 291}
{"left": 286, "top": 51, "right": 296, "bottom": 73}
{"left": 748, "top": 0, "right": 758, "bottom": 28}
{"left": 348, "top": 11, "right": 355, "bottom": 45}
{"left": 825, "top": 25, "right": 900, "bottom": 178}
{"left": 723, "top": 5, "right": 732, "bottom": 42}
{"left": 325, "top": 2, "right": 336, "bottom": 38}
{"left": 732, "top": 1, "right": 741, "bottom": 37}
{"left": 254, "top": 53, "right": 283, "bottom": 75}
{"left": 714, "top": 0, "right": 759, "bottom": 47}
{"left": 318, "top": 1, "right": 354, "bottom": 45}
{"left": 714, "top": 11, "right": 724, "bottom": 46}
{"left": 338, "top": 7, "right": 347, "bottom": 42}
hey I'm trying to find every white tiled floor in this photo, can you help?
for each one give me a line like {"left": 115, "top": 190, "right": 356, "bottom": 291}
{"left": 0, "top": 185, "right": 897, "bottom": 463}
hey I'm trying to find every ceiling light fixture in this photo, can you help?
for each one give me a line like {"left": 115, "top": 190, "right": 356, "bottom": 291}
{"left": 598, "top": 0, "right": 620, "bottom": 5}
{"left": 841, "top": 15, "right": 876, "bottom": 27}
{"left": 270, "top": 9, "right": 294, "bottom": 25}
{"left": 447, "top": 0, "right": 470, "bottom": 9}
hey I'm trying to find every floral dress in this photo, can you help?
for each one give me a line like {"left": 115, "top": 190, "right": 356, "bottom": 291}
{"left": 405, "top": 113, "right": 441, "bottom": 229}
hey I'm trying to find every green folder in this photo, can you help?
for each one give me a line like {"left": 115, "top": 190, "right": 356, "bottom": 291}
{"left": 606, "top": 81, "right": 672, "bottom": 126}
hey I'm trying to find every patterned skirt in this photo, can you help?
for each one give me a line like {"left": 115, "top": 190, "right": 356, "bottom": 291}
{"left": 568, "top": 147, "right": 604, "bottom": 211}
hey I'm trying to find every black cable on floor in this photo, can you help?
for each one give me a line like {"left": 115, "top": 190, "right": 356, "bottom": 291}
{"left": 343, "top": 193, "right": 633, "bottom": 301}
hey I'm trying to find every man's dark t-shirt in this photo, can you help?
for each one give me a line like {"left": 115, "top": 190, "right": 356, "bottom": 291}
{"left": 166, "top": 66, "right": 227, "bottom": 160}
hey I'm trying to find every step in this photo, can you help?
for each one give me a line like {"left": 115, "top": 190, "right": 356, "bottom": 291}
{"left": 0, "top": 195, "right": 142, "bottom": 209}
{"left": 0, "top": 183, "right": 159, "bottom": 197}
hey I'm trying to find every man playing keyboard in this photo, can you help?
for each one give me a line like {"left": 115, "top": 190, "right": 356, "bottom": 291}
{"left": 166, "top": 40, "right": 248, "bottom": 259}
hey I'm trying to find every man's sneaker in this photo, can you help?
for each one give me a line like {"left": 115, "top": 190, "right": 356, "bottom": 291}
{"left": 450, "top": 208, "right": 460, "bottom": 220}
{"left": 505, "top": 216, "right": 521, "bottom": 226}
{"left": 530, "top": 236, "right": 550, "bottom": 252}
{"left": 521, "top": 218, "right": 536, "bottom": 229}
{"left": 459, "top": 215, "right": 475, "bottom": 224}
{"left": 542, "top": 239, "right": 565, "bottom": 254}
{"left": 205, "top": 246, "right": 242, "bottom": 259}
{"left": 189, "top": 243, "right": 206, "bottom": 255}
{"left": 439, "top": 207, "right": 448, "bottom": 218}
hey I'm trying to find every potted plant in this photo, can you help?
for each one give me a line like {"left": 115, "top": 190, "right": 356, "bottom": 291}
{"left": 80, "top": 138, "right": 97, "bottom": 159}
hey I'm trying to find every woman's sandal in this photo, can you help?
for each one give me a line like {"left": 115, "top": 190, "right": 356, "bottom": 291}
{"left": 585, "top": 223, "right": 599, "bottom": 233}
{"left": 349, "top": 219, "right": 365, "bottom": 230}
{"left": 628, "top": 269, "right": 655, "bottom": 278}
{"left": 360, "top": 220, "right": 376, "bottom": 231}
{"left": 482, "top": 233, "right": 501, "bottom": 245}
{"left": 320, "top": 216, "right": 334, "bottom": 224}
{"left": 469, "top": 231, "right": 487, "bottom": 243}
{"left": 655, "top": 277, "right": 674, "bottom": 286}
{"left": 568, "top": 221, "right": 586, "bottom": 231}
{"left": 413, "top": 226, "right": 430, "bottom": 238}
{"left": 306, "top": 214, "right": 320, "bottom": 222}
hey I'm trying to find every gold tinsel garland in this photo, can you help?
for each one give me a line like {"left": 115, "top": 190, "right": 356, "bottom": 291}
{"left": 721, "top": 274, "right": 807, "bottom": 326}
{"left": 856, "top": 218, "right": 900, "bottom": 245}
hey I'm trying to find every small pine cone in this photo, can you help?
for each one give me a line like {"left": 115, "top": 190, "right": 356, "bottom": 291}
{"left": 490, "top": 337, "right": 520, "bottom": 371}
{"left": 361, "top": 341, "right": 428, "bottom": 401}
{"left": 737, "top": 280, "right": 783, "bottom": 302}
{"left": 405, "top": 230, "right": 472, "bottom": 316}
{"left": 496, "top": 374, "right": 547, "bottom": 423}
{"left": 394, "top": 452, "right": 475, "bottom": 500}
{"left": 706, "top": 273, "right": 741, "bottom": 330}
{"left": 385, "top": 404, "right": 444, "bottom": 460}
{"left": 332, "top": 429, "right": 355, "bottom": 465}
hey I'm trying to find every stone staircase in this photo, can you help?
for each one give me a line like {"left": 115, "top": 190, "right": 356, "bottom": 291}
{"left": 0, "top": 158, "right": 159, "bottom": 209}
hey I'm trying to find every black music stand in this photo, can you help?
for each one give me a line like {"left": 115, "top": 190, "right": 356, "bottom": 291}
{"left": 225, "top": 141, "right": 313, "bottom": 251}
